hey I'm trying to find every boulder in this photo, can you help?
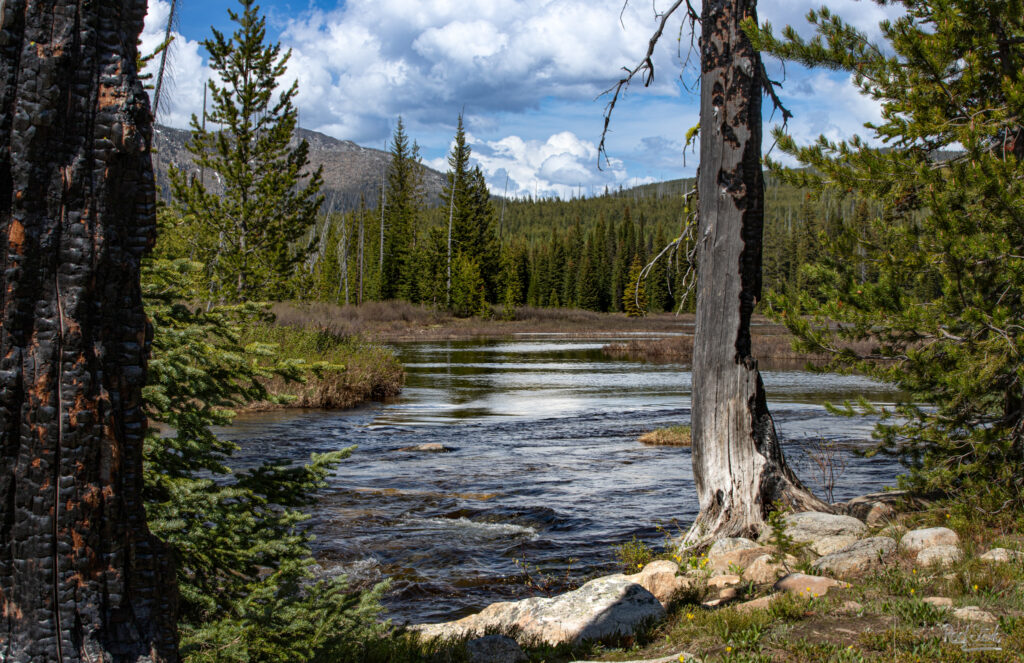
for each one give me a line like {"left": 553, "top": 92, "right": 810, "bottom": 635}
{"left": 735, "top": 594, "right": 779, "bottom": 612}
{"left": 923, "top": 597, "right": 953, "bottom": 608}
{"left": 415, "top": 575, "right": 665, "bottom": 647}
{"left": 840, "top": 491, "right": 909, "bottom": 525}
{"left": 953, "top": 606, "right": 997, "bottom": 624}
{"left": 398, "top": 443, "right": 454, "bottom": 453}
{"left": 707, "top": 537, "right": 760, "bottom": 560}
{"left": 465, "top": 635, "right": 527, "bottom": 663}
{"left": 774, "top": 573, "right": 847, "bottom": 598}
{"left": 900, "top": 527, "right": 959, "bottom": 553}
{"left": 707, "top": 546, "right": 779, "bottom": 575}
{"left": 812, "top": 537, "right": 897, "bottom": 577}
{"left": 625, "top": 560, "right": 692, "bottom": 608}
{"left": 743, "top": 554, "right": 790, "bottom": 584}
{"left": 916, "top": 544, "right": 962, "bottom": 567}
{"left": 979, "top": 548, "right": 1024, "bottom": 564}
{"left": 702, "top": 587, "right": 739, "bottom": 608}
{"left": 784, "top": 512, "right": 868, "bottom": 547}
{"left": 810, "top": 535, "right": 863, "bottom": 556}
{"left": 707, "top": 574, "right": 741, "bottom": 589}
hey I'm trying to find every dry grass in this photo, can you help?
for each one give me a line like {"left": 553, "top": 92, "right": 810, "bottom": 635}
{"left": 638, "top": 425, "right": 692, "bottom": 446}
{"left": 272, "top": 301, "right": 698, "bottom": 340}
{"left": 603, "top": 331, "right": 879, "bottom": 365}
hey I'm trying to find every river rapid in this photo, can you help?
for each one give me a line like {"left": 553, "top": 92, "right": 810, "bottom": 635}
{"left": 223, "top": 335, "right": 903, "bottom": 624}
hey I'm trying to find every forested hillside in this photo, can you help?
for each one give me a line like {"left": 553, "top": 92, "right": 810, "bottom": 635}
{"left": 293, "top": 162, "right": 881, "bottom": 316}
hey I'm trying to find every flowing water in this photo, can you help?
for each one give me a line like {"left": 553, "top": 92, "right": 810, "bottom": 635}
{"left": 224, "top": 335, "right": 904, "bottom": 624}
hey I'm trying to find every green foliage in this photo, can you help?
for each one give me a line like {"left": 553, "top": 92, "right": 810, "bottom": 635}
{"left": 143, "top": 259, "right": 386, "bottom": 662}
{"left": 166, "top": 0, "right": 323, "bottom": 302}
{"left": 752, "top": 1, "right": 1024, "bottom": 505}
{"left": 382, "top": 118, "right": 425, "bottom": 300}
{"left": 615, "top": 537, "right": 656, "bottom": 573}
{"left": 449, "top": 253, "right": 488, "bottom": 318}
{"left": 622, "top": 254, "right": 648, "bottom": 317}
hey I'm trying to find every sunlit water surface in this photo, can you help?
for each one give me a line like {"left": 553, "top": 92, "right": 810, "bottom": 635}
{"left": 224, "top": 336, "right": 903, "bottom": 623}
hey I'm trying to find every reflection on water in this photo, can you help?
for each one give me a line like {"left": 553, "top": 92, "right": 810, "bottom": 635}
{"left": 224, "top": 335, "right": 903, "bottom": 623}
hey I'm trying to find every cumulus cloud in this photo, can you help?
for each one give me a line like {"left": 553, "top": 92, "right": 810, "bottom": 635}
{"left": 141, "top": 0, "right": 211, "bottom": 129}
{"left": 144, "top": 0, "right": 905, "bottom": 189}
{"left": 437, "top": 131, "right": 634, "bottom": 200}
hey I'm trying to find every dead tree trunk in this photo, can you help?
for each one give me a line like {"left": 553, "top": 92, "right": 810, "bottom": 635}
{"left": 686, "top": 0, "right": 826, "bottom": 544}
{"left": 0, "top": 1, "right": 178, "bottom": 660}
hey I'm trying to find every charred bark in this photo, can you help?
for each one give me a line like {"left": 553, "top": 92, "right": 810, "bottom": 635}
{"left": 686, "top": 0, "right": 827, "bottom": 544}
{"left": 0, "top": 1, "right": 178, "bottom": 661}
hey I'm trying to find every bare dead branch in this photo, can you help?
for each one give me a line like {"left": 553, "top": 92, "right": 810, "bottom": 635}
{"left": 599, "top": 0, "right": 699, "bottom": 169}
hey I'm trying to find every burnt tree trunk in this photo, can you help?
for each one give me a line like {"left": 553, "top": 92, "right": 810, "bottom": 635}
{"left": 0, "top": 1, "right": 178, "bottom": 661}
{"left": 686, "top": 0, "right": 827, "bottom": 544}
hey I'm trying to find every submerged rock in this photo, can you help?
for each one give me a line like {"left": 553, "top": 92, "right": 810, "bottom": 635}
{"left": 415, "top": 575, "right": 665, "bottom": 647}
{"left": 398, "top": 442, "right": 454, "bottom": 453}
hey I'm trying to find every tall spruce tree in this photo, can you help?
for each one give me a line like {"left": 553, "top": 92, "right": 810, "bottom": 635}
{"left": 752, "top": 0, "right": 1024, "bottom": 505}
{"left": 168, "top": 0, "right": 323, "bottom": 303}
{"left": 381, "top": 118, "right": 423, "bottom": 300}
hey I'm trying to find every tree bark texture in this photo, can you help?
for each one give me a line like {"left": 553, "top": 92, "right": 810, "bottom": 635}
{"left": 687, "top": 0, "right": 826, "bottom": 543}
{"left": 0, "top": 1, "right": 178, "bottom": 661}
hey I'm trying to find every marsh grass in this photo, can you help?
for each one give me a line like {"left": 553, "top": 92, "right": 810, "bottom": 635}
{"left": 638, "top": 425, "right": 692, "bottom": 446}
{"left": 238, "top": 323, "right": 404, "bottom": 409}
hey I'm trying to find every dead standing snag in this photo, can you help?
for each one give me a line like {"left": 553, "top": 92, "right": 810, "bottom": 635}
{"left": 0, "top": 1, "right": 178, "bottom": 661}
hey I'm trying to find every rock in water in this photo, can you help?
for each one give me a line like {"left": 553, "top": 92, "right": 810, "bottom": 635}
{"left": 398, "top": 442, "right": 454, "bottom": 453}
{"left": 415, "top": 575, "right": 665, "bottom": 647}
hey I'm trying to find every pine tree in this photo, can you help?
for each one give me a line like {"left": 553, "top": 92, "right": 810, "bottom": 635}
{"left": 381, "top": 118, "right": 423, "bottom": 300}
{"left": 167, "top": 0, "right": 323, "bottom": 303}
{"left": 753, "top": 0, "right": 1024, "bottom": 504}
{"left": 622, "top": 255, "right": 648, "bottom": 317}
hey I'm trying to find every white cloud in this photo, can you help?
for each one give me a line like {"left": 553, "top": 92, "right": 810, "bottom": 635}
{"left": 448, "top": 131, "right": 634, "bottom": 200}
{"left": 141, "top": 0, "right": 211, "bottom": 129}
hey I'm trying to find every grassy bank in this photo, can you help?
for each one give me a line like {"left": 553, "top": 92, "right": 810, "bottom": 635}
{"left": 271, "top": 300, "right": 697, "bottom": 341}
{"left": 603, "top": 332, "right": 879, "bottom": 364}
{"left": 238, "top": 323, "right": 404, "bottom": 410}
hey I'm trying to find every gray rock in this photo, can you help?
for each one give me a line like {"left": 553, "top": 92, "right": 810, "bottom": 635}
{"left": 953, "top": 606, "right": 997, "bottom": 623}
{"left": 415, "top": 575, "right": 665, "bottom": 647}
{"left": 774, "top": 572, "right": 847, "bottom": 598}
{"left": 979, "top": 548, "right": 1024, "bottom": 564}
{"left": 810, "top": 535, "right": 862, "bottom": 556}
{"left": 398, "top": 442, "right": 454, "bottom": 453}
{"left": 465, "top": 635, "right": 527, "bottom": 663}
{"left": 900, "top": 527, "right": 959, "bottom": 553}
{"left": 923, "top": 596, "right": 953, "bottom": 608}
{"left": 784, "top": 512, "right": 867, "bottom": 548}
{"left": 812, "top": 537, "right": 897, "bottom": 577}
{"left": 916, "top": 544, "right": 962, "bottom": 567}
{"left": 624, "top": 560, "right": 694, "bottom": 608}
{"left": 840, "top": 490, "right": 909, "bottom": 525}
{"left": 707, "top": 537, "right": 760, "bottom": 560}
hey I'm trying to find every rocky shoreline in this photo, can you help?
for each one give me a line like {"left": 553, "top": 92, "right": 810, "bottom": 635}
{"left": 410, "top": 492, "right": 1024, "bottom": 662}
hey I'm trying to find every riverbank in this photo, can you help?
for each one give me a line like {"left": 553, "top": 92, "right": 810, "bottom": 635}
{"left": 271, "top": 300, "right": 698, "bottom": 341}
{"left": 403, "top": 497, "right": 1024, "bottom": 662}
{"left": 238, "top": 323, "right": 404, "bottom": 410}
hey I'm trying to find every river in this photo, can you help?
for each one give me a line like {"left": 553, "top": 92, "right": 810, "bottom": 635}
{"left": 223, "top": 335, "right": 903, "bottom": 624}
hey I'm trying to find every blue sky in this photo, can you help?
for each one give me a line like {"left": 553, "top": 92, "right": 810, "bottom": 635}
{"left": 143, "top": 0, "right": 902, "bottom": 199}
